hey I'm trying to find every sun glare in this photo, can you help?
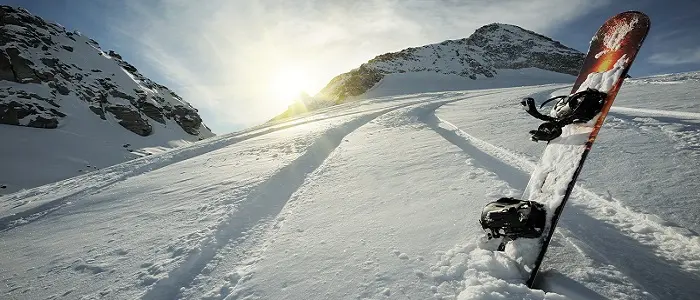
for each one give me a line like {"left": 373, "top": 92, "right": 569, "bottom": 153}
{"left": 269, "top": 68, "right": 312, "bottom": 109}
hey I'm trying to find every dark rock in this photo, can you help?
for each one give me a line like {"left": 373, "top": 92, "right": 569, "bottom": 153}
{"left": 107, "top": 50, "right": 122, "bottom": 59}
{"left": 318, "top": 65, "right": 384, "bottom": 101}
{"left": 168, "top": 105, "right": 203, "bottom": 135}
{"left": 40, "top": 37, "right": 54, "bottom": 46}
{"left": 0, "top": 101, "right": 34, "bottom": 125}
{"left": 96, "top": 78, "right": 116, "bottom": 90}
{"left": 0, "top": 101, "right": 22, "bottom": 125}
{"left": 35, "top": 70, "right": 54, "bottom": 81}
{"left": 84, "top": 89, "right": 95, "bottom": 97}
{"left": 89, "top": 105, "right": 106, "bottom": 120}
{"left": 169, "top": 91, "right": 182, "bottom": 100}
{"left": 5, "top": 47, "right": 39, "bottom": 83}
{"left": 139, "top": 101, "right": 165, "bottom": 124}
{"left": 49, "top": 108, "right": 66, "bottom": 117}
{"left": 108, "top": 89, "right": 134, "bottom": 100}
{"left": 40, "top": 57, "right": 59, "bottom": 67}
{"left": 48, "top": 81, "right": 70, "bottom": 95}
{"left": 0, "top": 51, "right": 14, "bottom": 81}
{"left": 27, "top": 115, "right": 58, "bottom": 128}
{"left": 119, "top": 61, "right": 138, "bottom": 73}
{"left": 61, "top": 45, "right": 73, "bottom": 52}
{"left": 105, "top": 105, "right": 152, "bottom": 136}
{"left": 0, "top": 6, "right": 24, "bottom": 27}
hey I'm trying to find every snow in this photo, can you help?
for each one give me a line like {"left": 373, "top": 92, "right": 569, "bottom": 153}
{"left": 363, "top": 68, "right": 575, "bottom": 99}
{"left": 0, "top": 106, "right": 198, "bottom": 196}
{"left": 576, "top": 55, "right": 629, "bottom": 93}
{"left": 2, "top": 71, "right": 700, "bottom": 299}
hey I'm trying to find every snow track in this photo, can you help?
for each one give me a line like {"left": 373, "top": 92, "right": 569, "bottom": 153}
{"left": 611, "top": 106, "right": 700, "bottom": 120}
{"left": 183, "top": 94, "right": 509, "bottom": 300}
{"left": 0, "top": 100, "right": 426, "bottom": 231}
{"left": 140, "top": 109, "right": 396, "bottom": 300}
{"left": 0, "top": 99, "right": 434, "bottom": 299}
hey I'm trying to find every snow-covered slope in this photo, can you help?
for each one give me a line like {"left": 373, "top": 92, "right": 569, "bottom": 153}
{"left": 361, "top": 68, "right": 575, "bottom": 99}
{"left": 1, "top": 71, "right": 699, "bottom": 299}
{"left": 0, "top": 6, "right": 214, "bottom": 194}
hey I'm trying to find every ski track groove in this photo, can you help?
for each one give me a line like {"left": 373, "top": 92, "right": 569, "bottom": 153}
{"left": 610, "top": 106, "right": 700, "bottom": 120}
{"left": 138, "top": 94, "right": 498, "bottom": 300}
{"left": 0, "top": 99, "right": 432, "bottom": 232}
{"left": 138, "top": 109, "right": 393, "bottom": 300}
{"left": 423, "top": 102, "right": 700, "bottom": 299}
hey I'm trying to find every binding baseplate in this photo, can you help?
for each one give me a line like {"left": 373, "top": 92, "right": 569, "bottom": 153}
{"left": 480, "top": 197, "right": 547, "bottom": 240}
{"left": 521, "top": 88, "right": 608, "bottom": 142}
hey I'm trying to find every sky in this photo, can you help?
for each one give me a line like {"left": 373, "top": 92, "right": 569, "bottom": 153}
{"left": 4, "top": 0, "right": 700, "bottom": 134}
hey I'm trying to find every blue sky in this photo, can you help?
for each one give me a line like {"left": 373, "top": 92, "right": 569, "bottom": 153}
{"left": 4, "top": 0, "right": 700, "bottom": 134}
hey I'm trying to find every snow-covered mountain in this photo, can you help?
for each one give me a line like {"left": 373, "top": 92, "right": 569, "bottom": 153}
{"left": 271, "top": 23, "right": 584, "bottom": 121}
{"left": 0, "top": 6, "right": 214, "bottom": 194}
{"left": 321, "top": 23, "right": 583, "bottom": 101}
{"left": 2, "top": 71, "right": 699, "bottom": 299}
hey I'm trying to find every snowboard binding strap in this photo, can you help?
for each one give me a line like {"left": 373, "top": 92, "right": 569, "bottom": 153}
{"left": 522, "top": 88, "right": 608, "bottom": 142}
{"left": 480, "top": 197, "right": 547, "bottom": 241}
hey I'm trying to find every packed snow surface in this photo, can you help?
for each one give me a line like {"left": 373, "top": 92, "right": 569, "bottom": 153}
{"left": 1, "top": 71, "right": 700, "bottom": 299}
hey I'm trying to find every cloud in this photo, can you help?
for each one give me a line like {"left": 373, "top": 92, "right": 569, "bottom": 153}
{"left": 649, "top": 48, "right": 700, "bottom": 66}
{"left": 110, "top": 0, "right": 609, "bottom": 132}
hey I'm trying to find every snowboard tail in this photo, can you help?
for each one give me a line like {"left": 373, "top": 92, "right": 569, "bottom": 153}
{"left": 480, "top": 11, "right": 651, "bottom": 288}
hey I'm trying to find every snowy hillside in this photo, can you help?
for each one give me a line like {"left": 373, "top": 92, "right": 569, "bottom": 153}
{"left": 0, "top": 6, "right": 214, "bottom": 194}
{"left": 1, "top": 71, "right": 699, "bottom": 299}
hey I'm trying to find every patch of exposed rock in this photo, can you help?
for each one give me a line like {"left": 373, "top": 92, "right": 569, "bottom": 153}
{"left": 0, "top": 5, "right": 213, "bottom": 139}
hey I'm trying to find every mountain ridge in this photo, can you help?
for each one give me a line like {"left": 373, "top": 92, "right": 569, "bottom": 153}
{"left": 320, "top": 23, "right": 584, "bottom": 102}
{"left": 271, "top": 23, "right": 585, "bottom": 121}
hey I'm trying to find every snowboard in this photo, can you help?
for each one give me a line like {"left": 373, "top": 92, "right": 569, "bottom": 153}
{"left": 481, "top": 11, "right": 650, "bottom": 288}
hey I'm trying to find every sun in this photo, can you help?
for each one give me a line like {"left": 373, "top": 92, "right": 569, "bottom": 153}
{"left": 269, "top": 67, "right": 312, "bottom": 109}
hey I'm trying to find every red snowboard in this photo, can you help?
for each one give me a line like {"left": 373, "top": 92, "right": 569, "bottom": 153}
{"left": 515, "top": 11, "right": 650, "bottom": 287}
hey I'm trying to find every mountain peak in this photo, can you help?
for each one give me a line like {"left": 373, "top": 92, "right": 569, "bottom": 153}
{"left": 314, "top": 23, "right": 584, "bottom": 103}
{"left": 470, "top": 22, "right": 567, "bottom": 49}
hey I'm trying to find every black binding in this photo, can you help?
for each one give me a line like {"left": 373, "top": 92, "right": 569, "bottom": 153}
{"left": 522, "top": 88, "right": 608, "bottom": 142}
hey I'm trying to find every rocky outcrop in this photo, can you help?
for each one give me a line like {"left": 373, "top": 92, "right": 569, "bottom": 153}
{"left": 0, "top": 51, "right": 14, "bottom": 81}
{"left": 0, "top": 89, "right": 63, "bottom": 128}
{"left": 317, "top": 23, "right": 585, "bottom": 102}
{"left": 5, "top": 47, "right": 40, "bottom": 83}
{"left": 167, "top": 105, "right": 204, "bottom": 135}
{"left": 105, "top": 105, "right": 152, "bottom": 136}
{"left": 321, "top": 66, "right": 384, "bottom": 102}
{"left": 0, "top": 5, "right": 214, "bottom": 139}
